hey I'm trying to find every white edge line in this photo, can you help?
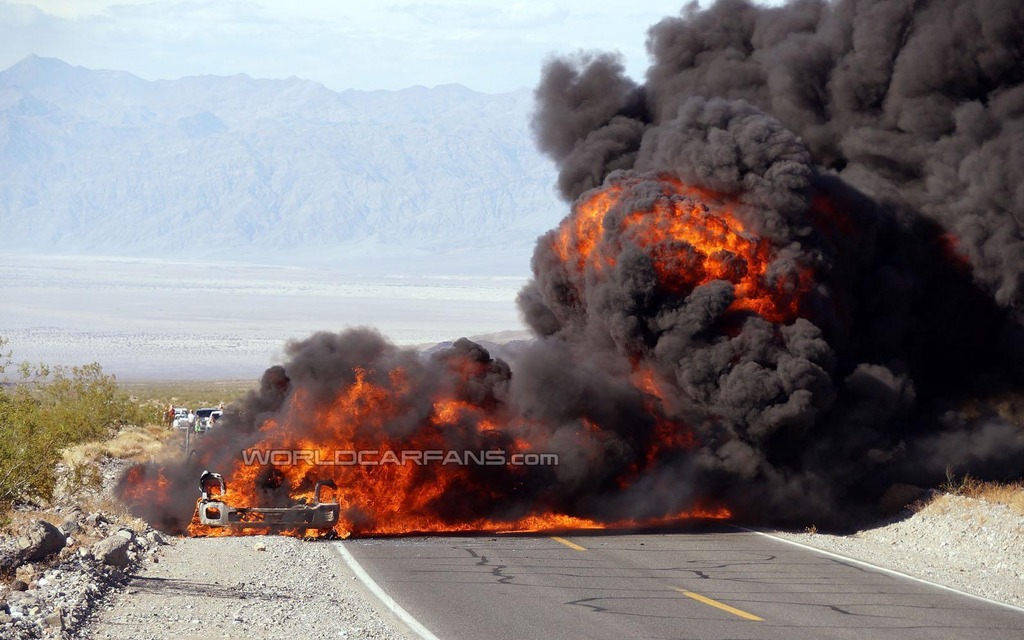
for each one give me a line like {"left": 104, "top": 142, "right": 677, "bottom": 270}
{"left": 736, "top": 526, "right": 1024, "bottom": 615}
{"left": 333, "top": 541, "right": 442, "bottom": 640}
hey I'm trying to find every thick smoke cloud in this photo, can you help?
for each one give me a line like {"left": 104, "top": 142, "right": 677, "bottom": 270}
{"left": 521, "top": 0, "right": 1024, "bottom": 525}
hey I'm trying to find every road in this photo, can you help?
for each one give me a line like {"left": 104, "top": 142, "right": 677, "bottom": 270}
{"left": 337, "top": 523, "right": 1024, "bottom": 640}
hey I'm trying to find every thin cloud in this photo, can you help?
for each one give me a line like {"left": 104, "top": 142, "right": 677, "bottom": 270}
{"left": 0, "top": 0, "right": 711, "bottom": 91}
{"left": 398, "top": 3, "right": 569, "bottom": 31}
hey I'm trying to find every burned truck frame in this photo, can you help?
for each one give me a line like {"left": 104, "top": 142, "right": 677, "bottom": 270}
{"left": 196, "top": 470, "right": 340, "bottom": 532}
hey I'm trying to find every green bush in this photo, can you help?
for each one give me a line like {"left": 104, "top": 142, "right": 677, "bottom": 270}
{"left": 0, "top": 337, "right": 151, "bottom": 510}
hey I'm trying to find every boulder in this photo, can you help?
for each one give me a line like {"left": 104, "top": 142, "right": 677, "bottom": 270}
{"left": 92, "top": 536, "right": 131, "bottom": 569}
{"left": 16, "top": 520, "right": 67, "bottom": 563}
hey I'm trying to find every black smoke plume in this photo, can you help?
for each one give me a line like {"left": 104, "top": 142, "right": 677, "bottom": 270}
{"left": 120, "top": 0, "right": 1024, "bottom": 533}
{"left": 524, "top": 0, "right": 1024, "bottom": 524}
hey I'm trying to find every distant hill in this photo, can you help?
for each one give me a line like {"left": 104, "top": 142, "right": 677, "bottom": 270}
{"left": 0, "top": 56, "right": 564, "bottom": 273}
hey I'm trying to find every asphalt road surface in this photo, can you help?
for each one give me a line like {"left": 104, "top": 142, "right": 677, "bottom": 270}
{"left": 337, "top": 523, "right": 1024, "bottom": 640}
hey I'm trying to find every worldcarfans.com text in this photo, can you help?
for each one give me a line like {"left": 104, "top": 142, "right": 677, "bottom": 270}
{"left": 240, "top": 449, "right": 559, "bottom": 467}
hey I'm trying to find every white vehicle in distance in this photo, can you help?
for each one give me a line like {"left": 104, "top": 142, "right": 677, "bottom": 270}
{"left": 194, "top": 407, "right": 221, "bottom": 432}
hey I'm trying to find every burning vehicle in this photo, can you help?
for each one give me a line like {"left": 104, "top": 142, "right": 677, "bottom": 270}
{"left": 195, "top": 471, "right": 339, "bottom": 535}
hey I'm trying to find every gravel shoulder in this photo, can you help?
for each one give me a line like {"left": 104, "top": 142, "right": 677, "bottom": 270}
{"left": 76, "top": 536, "right": 413, "bottom": 640}
{"left": 769, "top": 494, "right": 1024, "bottom": 609}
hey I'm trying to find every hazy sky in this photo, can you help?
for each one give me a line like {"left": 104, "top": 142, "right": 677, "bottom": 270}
{"left": 0, "top": 1, "right": 784, "bottom": 93}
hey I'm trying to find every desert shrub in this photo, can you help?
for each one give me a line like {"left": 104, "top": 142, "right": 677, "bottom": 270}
{"left": 0, "top": 337, "right": 151, "bottom": 511}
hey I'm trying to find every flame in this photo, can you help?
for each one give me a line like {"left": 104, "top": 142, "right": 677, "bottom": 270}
{"left": 938, "top": 232, "right": 972, "bottom": 270}
{"left": 123, "top": 346, "right": 731, "bottom": 539}
{"left": 117, "top": 466, "right": 169, "bottom": 504}
{"left": 552, "top": 175, "right": 813, "bottom": 323}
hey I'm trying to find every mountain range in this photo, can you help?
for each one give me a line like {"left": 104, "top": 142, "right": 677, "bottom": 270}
{"left": 0, "top": 56, "right": 565, "bottom": 273}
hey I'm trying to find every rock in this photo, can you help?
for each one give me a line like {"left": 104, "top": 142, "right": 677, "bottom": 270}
{"left": 42, "top": 609, "right": 63, "bottom": 630}
{"left": 16, "top": 520, "right": 67, "bottom": 563}
{"left": 253, "top": 542, "right": 267, "bottom": 552}
{"left": 145, "top": 531, "right": 168, "bottom": 546}
{"left": 15, "top": 564, "right": 36, "bottom": 583}
{"left": 92, "top": 536, "right": 132, "bottom": 569}
{"left": 115, "top": 529, "right": 135, "bottom": 541}
{"left": 59, "top": 511, "right": 82, "bottom": 536}
{"left": 10, "top": 579, "right": 28, "bottom": 592}
{"left": 0, "top": 549, "right": 18, "bottom": 575}
{"left": 86, "top": 513, "right": 110, "bottom": 528}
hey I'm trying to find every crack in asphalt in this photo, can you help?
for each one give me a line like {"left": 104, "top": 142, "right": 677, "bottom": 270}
{"left": 461, "top": 546, "right": 514, "bottom": 584}
{"left": 565, "top": 596, "right": 608, "bottom": 613}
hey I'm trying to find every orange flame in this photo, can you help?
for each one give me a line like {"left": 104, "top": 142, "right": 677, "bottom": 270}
{"left": 170, "top": 354, "right": 731, "bottom": 539}
{"left": 552, "top": 176, "right": 813, "bottom": 323}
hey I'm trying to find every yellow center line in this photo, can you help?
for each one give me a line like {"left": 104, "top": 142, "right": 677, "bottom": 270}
{"left": 550, "top": 536, "right": 587, "bottom": 551}
{"left": 672, "top": 587, "right": 764, "bottom": 621}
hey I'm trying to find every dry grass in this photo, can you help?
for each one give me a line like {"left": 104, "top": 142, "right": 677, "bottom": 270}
{"left": 62, "top": 424, "right": 178, "bottom": 467}
{"left": 938, "top": 474, "right": 1024, "bottom": 516}
{"left": 918, "top": 493, "right": 955, "bottom": 516}
{"left": 78, "top": 494, "right": 150, "bottom": 534}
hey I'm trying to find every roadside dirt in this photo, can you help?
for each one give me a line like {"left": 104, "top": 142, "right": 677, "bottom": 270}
{"left": 75, "top": 535, "right": 411, "bottom": 640}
